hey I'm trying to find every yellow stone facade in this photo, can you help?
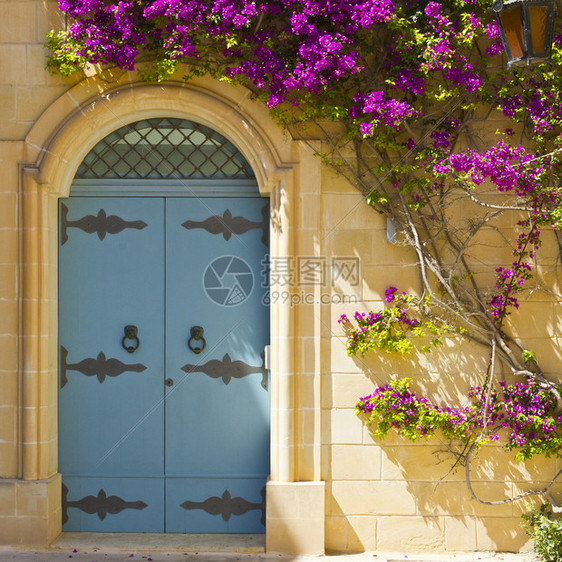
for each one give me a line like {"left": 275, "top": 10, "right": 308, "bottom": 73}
{"left": 0, "top": 0, "right": 559, "bottom": 554}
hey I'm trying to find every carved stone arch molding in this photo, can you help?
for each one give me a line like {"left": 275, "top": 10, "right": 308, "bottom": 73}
{"left": 20, "top": 75, "right": 325, "bottom": 554}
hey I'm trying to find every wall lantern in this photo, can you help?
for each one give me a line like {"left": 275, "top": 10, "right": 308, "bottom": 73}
{"left": 492, "top": 0, "right": 558, "bottom": 66}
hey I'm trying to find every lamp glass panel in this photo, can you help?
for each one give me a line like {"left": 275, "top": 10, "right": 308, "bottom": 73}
{"left": 500, "top": 6, "right": 525, "bottom": 60}
{"left": 529, "top": 5, "right": 548, "bottom": 54}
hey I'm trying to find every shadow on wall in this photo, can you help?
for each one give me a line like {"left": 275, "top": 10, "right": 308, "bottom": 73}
{"left": 324, "top": 325, "right": 562, "bottom": 553}
{"left": 320, "top": 180, "right": 562, "bottom": 553}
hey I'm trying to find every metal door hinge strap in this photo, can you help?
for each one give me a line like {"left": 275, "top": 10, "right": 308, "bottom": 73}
{"left": 62, "top": 483, "right": 147, "bottom": 525}
{"left": 181, "top": 351, "right": 268, "bottom": 390}
{"left": 60, "top": 202, "right": 147, "bottom": 245}
{"left": 180, "top": 487, "right": 265, "bottom": 526}
{"left": 60, "top": 346, "right": 147, "bottom": 388}
{"left": 181, "top": 204, "right": 269, "bottom": 246}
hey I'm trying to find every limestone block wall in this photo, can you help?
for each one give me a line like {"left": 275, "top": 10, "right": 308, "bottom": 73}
{"left": 318, "top": 164, "right": 562, "bottom": 553}
{"left": 0, "top": 0, "right": 68, "bottom": 543}
{"left": 0, "top": 139, "right": 21, "bottom": 482}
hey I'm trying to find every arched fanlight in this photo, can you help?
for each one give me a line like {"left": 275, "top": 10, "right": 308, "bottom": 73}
{"left": 492, "top": 0, "right": 558, "bottom": 66}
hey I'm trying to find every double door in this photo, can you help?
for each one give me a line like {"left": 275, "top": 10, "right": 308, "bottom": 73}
{"left": 58, "top": 196, "right": 270, "bottom": 533}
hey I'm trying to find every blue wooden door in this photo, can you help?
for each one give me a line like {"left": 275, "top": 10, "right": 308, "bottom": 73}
{"left": 165, "top": 198, "right": 269, "bottom": 532}
{"left": 58, "top": 197, "right": 166, "bottom": 532}
{"left": 59, "top": 196, "right": 269, "bottom": 533}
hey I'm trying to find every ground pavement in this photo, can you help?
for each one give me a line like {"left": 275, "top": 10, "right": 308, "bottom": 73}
{"left": 0, "top": 534, "right": 540, "bottom": 562}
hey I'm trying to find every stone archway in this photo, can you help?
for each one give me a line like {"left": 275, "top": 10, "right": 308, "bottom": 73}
{"left": 19, "top": 76, "right": 325, "bottom": 553}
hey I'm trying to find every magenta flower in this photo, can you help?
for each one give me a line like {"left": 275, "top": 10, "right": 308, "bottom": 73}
{"left": 385, "top": 286, "right": 398, "bottom": 302}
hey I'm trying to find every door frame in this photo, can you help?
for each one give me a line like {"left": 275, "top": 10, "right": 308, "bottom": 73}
{"left": 19, "top": 77, "right": 326, "bottom": 553}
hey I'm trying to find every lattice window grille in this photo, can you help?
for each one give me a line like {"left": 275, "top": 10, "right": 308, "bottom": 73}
{"left": 76, "top": 118, "right": 255, "bottom": 180}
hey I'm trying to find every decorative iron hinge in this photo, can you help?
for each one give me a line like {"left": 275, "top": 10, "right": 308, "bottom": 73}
{"left": 62, "top": 483, "right": 148, "bottom": 524}
{"left": 181, "top": 351, "right": 268, "bottom": 390}
{"left": 60, "top": 202, "right": 147, "bottom": 245}
{"left": 181, "top": 204, "right": 268, "bottom": 246}
{"left": 60, "top": 346, "right": 147, "bottom": 388}
{"left": 180, "top": 487, "right": 265, "bottom": 526}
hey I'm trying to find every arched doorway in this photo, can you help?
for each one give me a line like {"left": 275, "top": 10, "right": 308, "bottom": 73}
{"left": 58, "top": 118, "right": 270, "bottom": 533}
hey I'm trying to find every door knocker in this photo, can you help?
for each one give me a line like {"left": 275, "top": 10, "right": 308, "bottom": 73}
{"left": 122, "top": 325, "right": 140, "bottom": 353}
{"left": 188, "top": 326, "right": 206, "bottom": 354}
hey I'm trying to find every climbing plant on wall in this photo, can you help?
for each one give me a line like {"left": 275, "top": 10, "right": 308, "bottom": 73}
{"left": 47, "top": 0, "right": 562, "bottom": 508}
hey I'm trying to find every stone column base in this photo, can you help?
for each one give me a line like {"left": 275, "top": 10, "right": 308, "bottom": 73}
{"left": 266, "top": 480, "right": 325, "bottom": 555}
{"left": 0, "top": 474, "right": 61, "bottom": 545}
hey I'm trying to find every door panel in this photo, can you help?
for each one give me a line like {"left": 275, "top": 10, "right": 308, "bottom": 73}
{"left": 62, "top": 477, "right": 164, "bottom": 533}
{"left": 59, "top": 198, "right": 165, "bottom": 531}
{"left": 164, "top": 198, "right": 269, "bottom": 532}
{"left": 165, "top": 477, "right": 265, "bottom": 533}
